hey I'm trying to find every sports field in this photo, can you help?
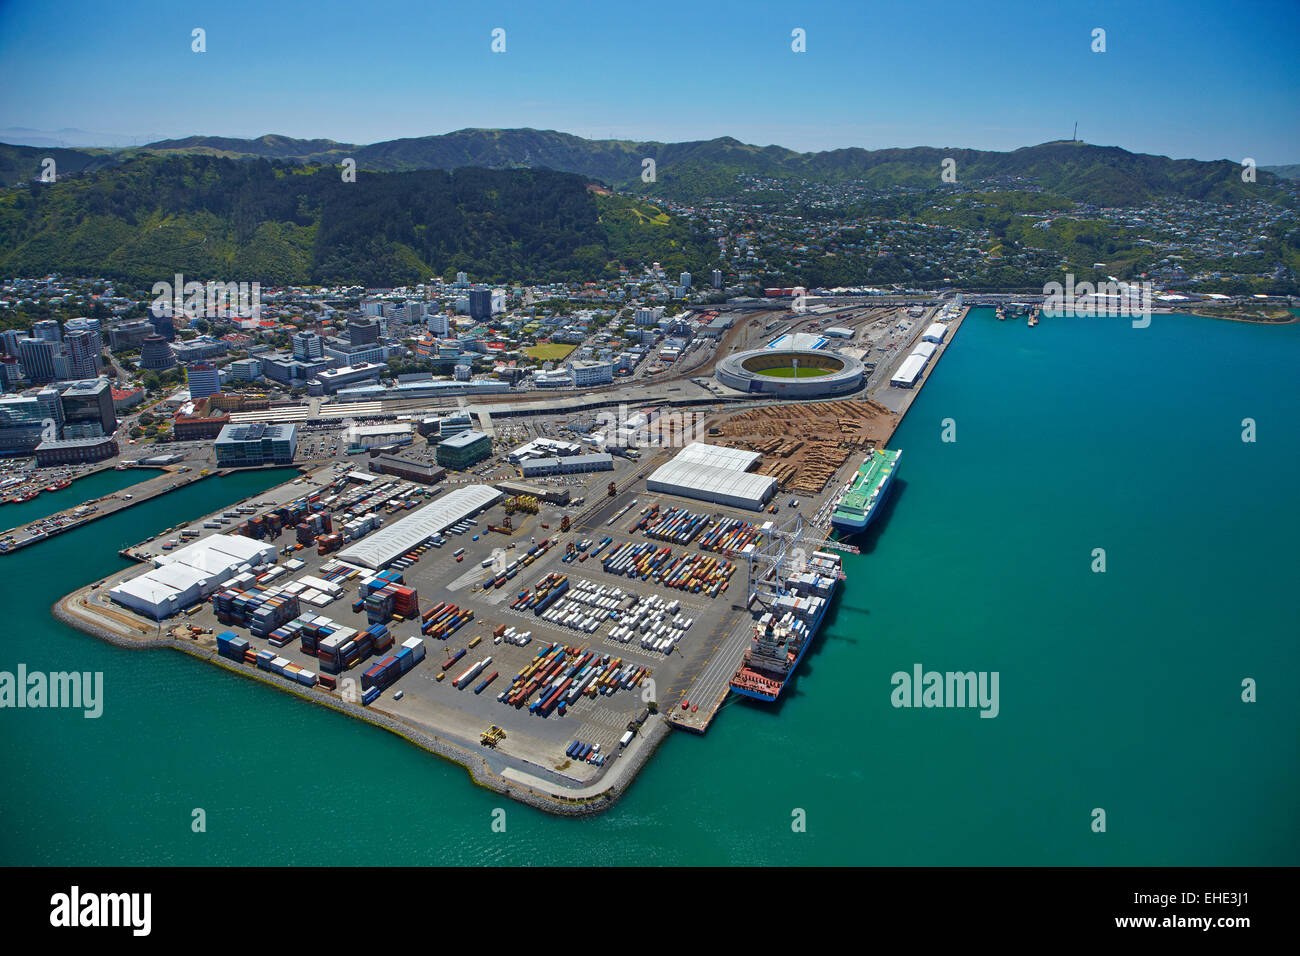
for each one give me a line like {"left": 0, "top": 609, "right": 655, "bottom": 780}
{"left": 524, "top": 343, "right": 578, "bottom": 361}
{"left": 755, "top": 365, "right": 833, "bottom": 378}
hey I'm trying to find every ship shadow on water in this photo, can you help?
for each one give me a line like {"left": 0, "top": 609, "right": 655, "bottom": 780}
{"left": 833, "top": 477, "right": 908, "bottom": 558}
{"left": 729, "top": 482, "right": 909, "bottom": 715}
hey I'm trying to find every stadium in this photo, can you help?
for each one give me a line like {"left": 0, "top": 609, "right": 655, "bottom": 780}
{"left": 715, "top": 348, "right": 865, "bottom": 397}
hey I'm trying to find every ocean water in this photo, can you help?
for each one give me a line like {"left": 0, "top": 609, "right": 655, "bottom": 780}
{"left": 1, "top": 309, "right": 1296, "bottom": 866}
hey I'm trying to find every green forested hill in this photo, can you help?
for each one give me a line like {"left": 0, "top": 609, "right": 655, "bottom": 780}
{"left": 0, "top": 155, "right": 712, "bottom": 286}
{"left": 3, "top": 130, "right": 1284, "bottom": 208}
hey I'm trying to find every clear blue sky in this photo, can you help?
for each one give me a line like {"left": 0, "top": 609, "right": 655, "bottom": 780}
{"left": 1, "top": 0, "right": 1297, "bottom": 162}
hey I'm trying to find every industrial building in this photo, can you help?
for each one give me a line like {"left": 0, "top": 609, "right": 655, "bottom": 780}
{"left": 508, "top": 437, "right": 582, "bottom": 462}
{"left": 367, "top": 454, "right": 447, "bottom": 484}
{"left": 912, "top": 341, "right": 937, "bottom": 362}
{"left": 346, "top": 423, "right": 413, "bottom": 449}
{"left": 493, "top": 480, "right": 570, "bottom": 504}
{"left": 921, "top": 323, "right": 948, "bottom": 344}
{"left": 519, "top": 453, "right": 614, "bottom": 478}
{"left": 337, "top": 485, "right": 503, "bottom": 569}
{"left": 646, "top": 442, "right": 778, "bottom": 511}
{"left": 214, "top": 423, "right": 299, "bottom": 466}
{"left": 824, "top": 326, "right": 854, "bottom": 339}
{"left": 109, "top": 534, "right": 278, "bottom": 619}
{"left": 890, "top": 353, "right": 928, "bottom": 388}
{"left": 436, "top": 429, "right": 491, "bottom": 470}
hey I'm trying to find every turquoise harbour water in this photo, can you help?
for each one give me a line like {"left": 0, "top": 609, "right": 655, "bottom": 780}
{"left": 1, "top": 309, "right": 1297, "bottom": 866}
{"left": 0, "top": 467, "right": 161, "bottom": 533}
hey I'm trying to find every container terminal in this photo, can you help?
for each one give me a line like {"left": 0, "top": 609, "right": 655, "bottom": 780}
{"left": 52, "top": 303, "right": 969, "bottom": 814}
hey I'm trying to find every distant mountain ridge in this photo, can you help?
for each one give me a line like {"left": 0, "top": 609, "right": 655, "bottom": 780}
{"left": 1, "top": 129, "right": 1288, "bottom": 207}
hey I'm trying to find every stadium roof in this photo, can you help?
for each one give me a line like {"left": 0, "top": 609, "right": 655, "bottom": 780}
{"left": 337, "top": 485, "right": 503, "bottom": 569}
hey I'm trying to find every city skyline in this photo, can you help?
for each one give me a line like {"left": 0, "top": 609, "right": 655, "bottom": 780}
{"left": 1, "top": 0, "right": 1297, "bottom": 164}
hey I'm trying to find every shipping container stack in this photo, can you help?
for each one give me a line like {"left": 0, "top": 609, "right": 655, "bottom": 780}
{"left": 419, "top": 601, "right": 474, "bottom": 639}
{"left": 316, "top": 533, "right": 343, "bottom": 555}
{"left": 267, "top": 616, "right": 307, "bottom": 648}
{"left": 264, "top": 654, "right": 318, "bottom": 688}
{"left": 215, "top": 630, "right": 250, "bottom": 662}
{"left": 211, "top": 586, "right": 301, "bottom": 637}
{"left": 315, "top": 621, "right": 383, "bottom": 675}
{"left": 361, "top": 580, "right": 420, "bottom": 624}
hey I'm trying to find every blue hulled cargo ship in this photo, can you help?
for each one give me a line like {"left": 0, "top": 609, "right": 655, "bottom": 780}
{"left": 729, "top": 550, "right": 841, "bottom": 702}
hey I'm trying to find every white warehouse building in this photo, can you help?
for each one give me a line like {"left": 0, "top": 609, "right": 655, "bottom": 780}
{"left": 109, "top": 535, "right": 278, "bottom": 619}
{"left": 338, "top": 484, "right": 502, "bottom": 569}
{"left": 921, "top": 323, "right": 948, "bottom": 344}
{"left": 890, "top": 353, "right": 928, "bottom": 388}
{"left": 646, "top": 442, "right": 777, "bottom": 511}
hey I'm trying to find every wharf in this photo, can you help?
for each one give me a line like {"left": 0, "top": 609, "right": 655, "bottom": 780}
{"left": 664, "top": 305, "right": 971, "bottom": 734}
{"left": 0, "top": 466, "right": 200, "bottom": 554}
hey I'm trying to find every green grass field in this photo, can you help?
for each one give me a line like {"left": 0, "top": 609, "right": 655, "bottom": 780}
{"left": 754, "top": 365, "right": 833, "bottom": 378}
{"left": 524, "top": 343, "right": 578, "bottom": 361}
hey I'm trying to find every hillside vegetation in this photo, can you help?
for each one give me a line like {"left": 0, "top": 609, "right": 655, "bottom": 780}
{"left": 0, "top": 155, "right": 713, "bottom": 286}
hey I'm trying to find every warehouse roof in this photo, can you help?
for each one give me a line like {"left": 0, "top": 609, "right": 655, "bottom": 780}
{"left": 646, "top": 442, "right": 775, "bottom": 507}
{"left": 337, "top": 484, "right": 503, "bottom": 569}
{"left": 674, "top": 442, "right": 762, "bottom": 471}
{"left": 890, "top": 353, "right": 928, "bottom": 385}
{"left": 155, "top": 533, "right": 276, "bottom": 571}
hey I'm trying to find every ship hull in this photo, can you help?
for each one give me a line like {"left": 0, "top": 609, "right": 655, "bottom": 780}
{"left": 830, "top": 450, "right": 900, "bottom": 535}
{"left": 730, "top": 577, "right": 836, "bottom": 702}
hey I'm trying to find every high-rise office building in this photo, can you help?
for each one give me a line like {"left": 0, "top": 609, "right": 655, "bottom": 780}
{"left": 468, "top": 286, "right": 492, "bottom": 320}
{"left": 18, "top": 338, "right": 59, "bottom": 384}
{"left": 346, "top": 320, "right": 380, "bottom": 345}
{"left": 0, "top": 356, "right": 21, "bottom": 392}
{"left": 31, "top": 319, "right": 62, "bottom": 344}
{"left": 60, "top": 379, "right": 117, "bottom": 437}
{"left": 680, "top": 272, "right": 692, "bottom": 289}
{"left": 1, "top": 329, "right": 25, "bottom": 357}
{"left": 149, "top": 308, "right": 176, "bottom": 342}
{"left": 108, "top": 320, "right": 154, "bottom": 351}
{"left": 36, "top": 386, "right": 64, "bottom": 435}
{"left": 65, "top": 330, "right": 100, "bottom": 380}
{"left": 291, "top": 331, "right": 324, "bottom": 361}
{"left": 65, "top": 317, "right": 104, "bottom": 357}
{"left": 0, "top": 395, "right": 46, "bottom": 456}
{"left": 427, "top": 313, "right": 450, "bottom": 337}
{"left": 186, "top": 362, "right": 221, "bottom": 400}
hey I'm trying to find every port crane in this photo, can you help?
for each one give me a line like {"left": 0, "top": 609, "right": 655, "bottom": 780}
{"left": 735, "top": 511, "right": 858, "bottom": 600}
